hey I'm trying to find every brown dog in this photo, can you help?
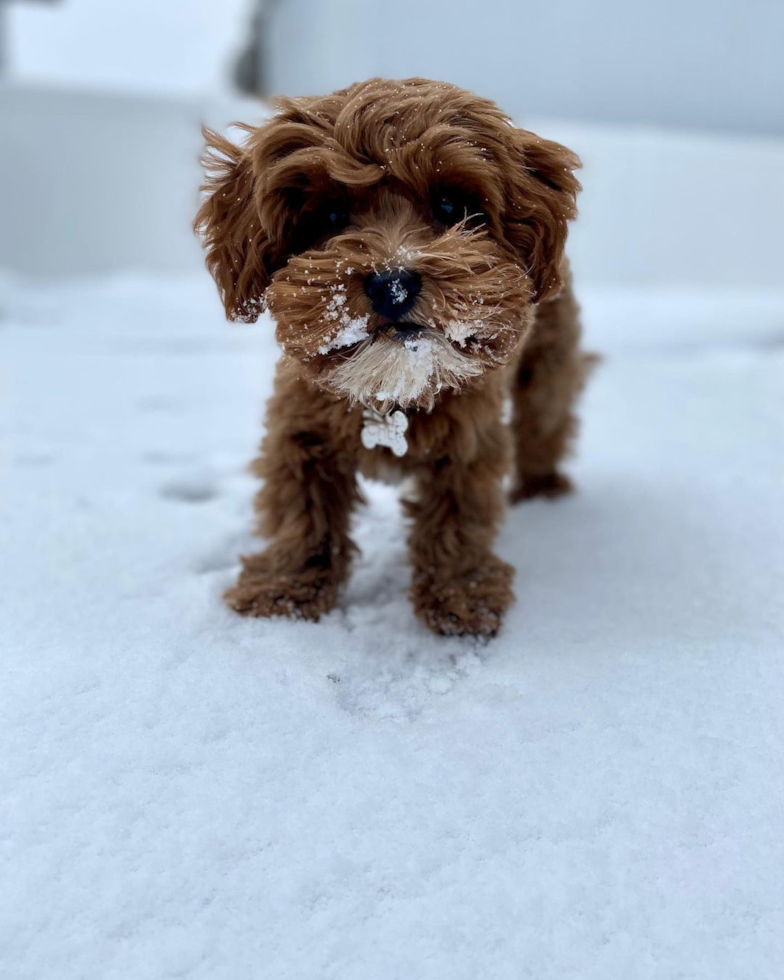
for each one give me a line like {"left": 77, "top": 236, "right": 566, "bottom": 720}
{"left": 195, "top": 77, "right": 590, "bottom": 637}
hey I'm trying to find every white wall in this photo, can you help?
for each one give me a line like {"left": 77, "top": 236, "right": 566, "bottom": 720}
{"left": 7, "top": 0, "right": 252, "bottom": 96}
{"left": 10, "top": 0, "right": 781, "bottom": 135}
{"left": 267, "top": 0, "right": 784, "bottom": 137}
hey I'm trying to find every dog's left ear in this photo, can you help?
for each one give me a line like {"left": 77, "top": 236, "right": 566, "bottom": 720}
{"left": 194, "top": 127, "right": 275, "bottom": 323}
{"left": 503, "top": 130, "right": 581, "bottom": 302}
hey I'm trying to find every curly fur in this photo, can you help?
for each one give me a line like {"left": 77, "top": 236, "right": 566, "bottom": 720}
{"left": 195, "top": 77, "right": 591, "bottom": 638}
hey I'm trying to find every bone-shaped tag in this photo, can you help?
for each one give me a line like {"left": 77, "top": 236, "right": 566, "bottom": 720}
{"left": 361, "top": 408, "right": 409, "bottom": 457}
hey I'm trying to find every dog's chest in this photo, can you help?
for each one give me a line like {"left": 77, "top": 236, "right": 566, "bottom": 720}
{"left": 355, "top": 406, "right": 441, "bottom": 485}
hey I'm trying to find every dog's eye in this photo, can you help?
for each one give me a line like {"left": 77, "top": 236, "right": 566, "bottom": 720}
{"left": 433, "top": 192, "right": 483, "bottom": 229}
{"left": 294, "top": 202, "right": 350, "bottom": 252}
{"left": 326, "top": 205, "right": 349, "bottom": 232}
{"left": 434, "top": 194, "right": 459, "bottom": 225}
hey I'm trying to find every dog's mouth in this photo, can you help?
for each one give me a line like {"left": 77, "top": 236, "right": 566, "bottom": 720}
{"left": 377, "top": 321, "right": 428, "bottom": 344}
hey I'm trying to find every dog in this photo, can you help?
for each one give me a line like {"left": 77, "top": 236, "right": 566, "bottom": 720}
{"left": 195, "top": 77, "right": 590, "bottom": 638}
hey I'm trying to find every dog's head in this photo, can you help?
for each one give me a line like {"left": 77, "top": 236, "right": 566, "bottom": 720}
{"left": 195, "top": 78, "right": 580, "bottom": 411}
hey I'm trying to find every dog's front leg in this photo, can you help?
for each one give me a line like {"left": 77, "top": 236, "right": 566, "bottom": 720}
{"left": 407, "top": 432, "right": 514, "bottom": 638}
{"left": 225, "top": 371, "right": 360, "bottom": 622}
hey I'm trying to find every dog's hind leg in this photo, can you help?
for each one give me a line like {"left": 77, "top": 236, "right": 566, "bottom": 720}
{"left": 509, "top": 271, "right": 593, "bottom": 502}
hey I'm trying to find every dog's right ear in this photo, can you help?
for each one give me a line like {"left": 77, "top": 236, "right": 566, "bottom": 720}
{"left": 194, "top": 127, "right": 274, "bottom": 323}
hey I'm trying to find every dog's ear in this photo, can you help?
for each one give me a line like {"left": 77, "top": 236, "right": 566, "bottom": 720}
{"left": 194, "top": 127, "right": 275, "bottom": 323}
{"left": 503, "top": 130, "right": 581, "bottom": 302}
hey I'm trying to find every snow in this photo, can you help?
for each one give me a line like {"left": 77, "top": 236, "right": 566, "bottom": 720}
{"left": 389, "top": 278, "right": 409, "bottom": 305}
{"left": 317, "top": 285, "right": 370, "bottom": 354}
{"left": 445, "top": 316, "right": 487, "bottom": 346}
{"left": 2, "top": 272, "right": 783, "bottom": 979}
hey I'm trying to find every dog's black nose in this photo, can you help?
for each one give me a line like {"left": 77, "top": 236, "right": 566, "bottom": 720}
{"left": 365, "top": 269, "right": 422, "bottom": 320}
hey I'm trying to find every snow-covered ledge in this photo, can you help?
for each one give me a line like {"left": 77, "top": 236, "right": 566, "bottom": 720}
{"left": 0, "top": 83, "right": 267, "bottom": 278}
{"left": 1, "top": 82, "right": 782, "bottom": 289}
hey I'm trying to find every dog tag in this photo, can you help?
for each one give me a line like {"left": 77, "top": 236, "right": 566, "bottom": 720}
{"left": 361, "top": 408, "right": 409, "bottom": 457}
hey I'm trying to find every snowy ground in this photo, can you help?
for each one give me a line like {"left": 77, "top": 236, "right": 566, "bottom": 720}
{"left": 2, "top": 273, "right": 783, "bottom": 979}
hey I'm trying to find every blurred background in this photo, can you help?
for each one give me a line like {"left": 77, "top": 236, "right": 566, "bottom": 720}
{"left": 2, "top": 0, "right": 783, "bottom": 289}
{"left": 5, "top": 8, "right": 784, "bottom": 976}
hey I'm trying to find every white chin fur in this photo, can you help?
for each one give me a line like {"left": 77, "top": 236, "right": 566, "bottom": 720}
{"left": 326, "top": 332, "right": 483, "bottom": 412}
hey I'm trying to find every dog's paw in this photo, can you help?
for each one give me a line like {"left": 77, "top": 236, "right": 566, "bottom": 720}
{"left": 224, "top": 567, "right": 338, "bottom": 622}
{"left": 412, "top": 555, "right": 514, "bottom": 639}
{"left": 510, "top": 471, "right": 573, "bottom": 503}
